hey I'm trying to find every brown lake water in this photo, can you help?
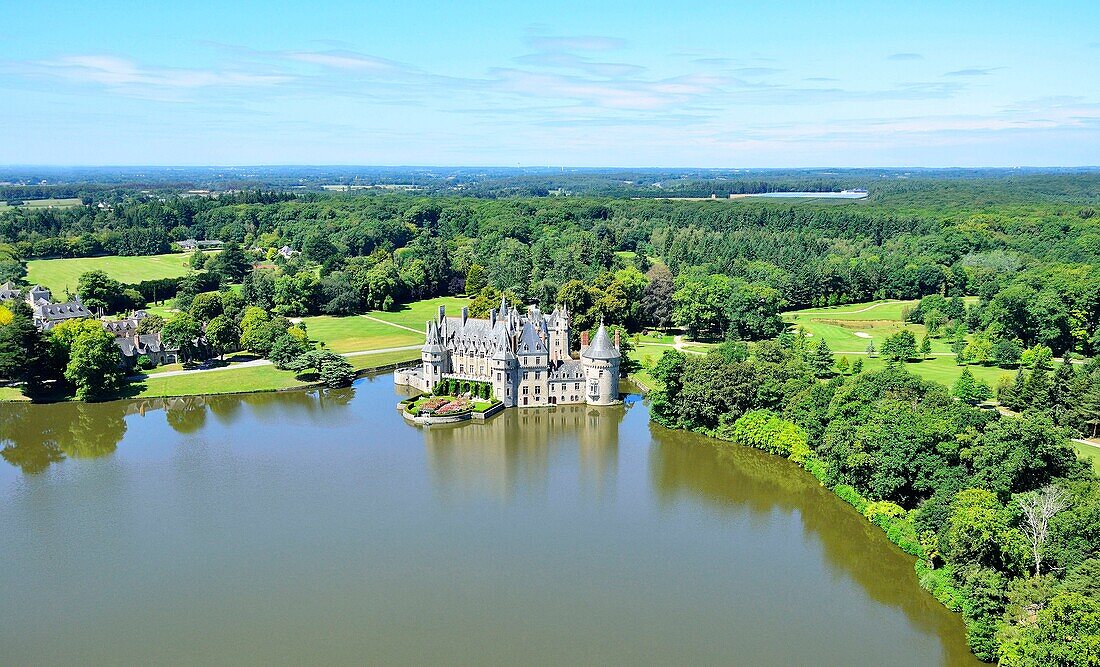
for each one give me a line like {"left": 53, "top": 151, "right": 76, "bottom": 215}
{"left": 0, "top": 376, "right": 981, "bottom": 665}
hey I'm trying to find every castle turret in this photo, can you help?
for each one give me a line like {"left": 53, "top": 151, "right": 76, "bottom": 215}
{"left": 580, "top": 323, "right": 620, "bottom": 405}
{"left": 490, "top": 325, "right": 518, "bottom": 406}
{"left": 420, "top": 320, "right": 445, "bottom": 391}
{"left": 547, "top": 303, "right": 571, "bottom": 363}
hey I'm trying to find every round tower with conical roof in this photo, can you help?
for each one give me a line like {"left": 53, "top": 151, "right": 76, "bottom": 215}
{"left": 490, "top": 325, "right": 518, "bottom": 406}
{"left": 420, "top": 320, "right": 445, "bottom": 392}
{"left": 580, "top": 323, "right": 620, "bottom": 405}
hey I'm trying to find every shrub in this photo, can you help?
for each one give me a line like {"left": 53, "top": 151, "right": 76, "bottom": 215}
{"left": 834, "top": 484, "right": 868, "bottom": 513}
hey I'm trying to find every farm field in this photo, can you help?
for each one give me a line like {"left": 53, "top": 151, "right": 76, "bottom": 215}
{"left": 300, "top": 315, "right": 422, "bottom": 353}
{"left": 0, "top": 197, "right": 82, "bottom": 210}
{"left": 26, "top": 253, "right": 195, "bottom": 295}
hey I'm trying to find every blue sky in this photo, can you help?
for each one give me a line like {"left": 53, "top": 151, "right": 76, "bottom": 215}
{"left": 1, "top": 0, "right": 1098, "bottom": 166}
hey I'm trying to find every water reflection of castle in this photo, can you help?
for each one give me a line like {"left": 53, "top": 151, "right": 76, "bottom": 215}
{"left": 422, "top": 401, "right": 629, "bottom": 500}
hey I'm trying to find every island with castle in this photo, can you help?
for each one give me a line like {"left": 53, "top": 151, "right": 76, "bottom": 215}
{"left": 395, "top": 296, "right": 621, "bottom": 423}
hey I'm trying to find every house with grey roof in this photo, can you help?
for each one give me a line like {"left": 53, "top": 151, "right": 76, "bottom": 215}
{"left": 395, "top": 295, "right": 620, "bottom": 407}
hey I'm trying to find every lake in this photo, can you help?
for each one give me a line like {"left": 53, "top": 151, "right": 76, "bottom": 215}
{"left": 0, "top": 376, "right": 979, "bottom": 665}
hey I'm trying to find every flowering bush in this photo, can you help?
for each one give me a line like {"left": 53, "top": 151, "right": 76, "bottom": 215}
{"left": 436, "top": 399, "right": 472, "bottom": 415}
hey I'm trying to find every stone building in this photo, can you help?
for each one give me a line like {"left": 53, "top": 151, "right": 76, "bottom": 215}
{"left": 394, "top": 296, "right": 620, "bottom": 407}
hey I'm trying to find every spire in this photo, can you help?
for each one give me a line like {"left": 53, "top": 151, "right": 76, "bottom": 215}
{"left": 421, "top": 320, "right": 443, "bottom": 354}
{"left": 491, "top": 325, "right": 516, "bottom": 361}
{"left": 500, "top": 292, "right": 508, "bottom": 316}
{"left": 582, "top": 323, "right": 620, "bottom": 360}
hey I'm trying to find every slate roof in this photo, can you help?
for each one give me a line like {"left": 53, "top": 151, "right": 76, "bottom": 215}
{"left": 582, "top": 324, "right": 620, "bottom": 360}
{"left": 548, "top": 359, "right": 584, "bottom": 381}
{"left": 490, "top": 325, "right": 516, "bottom": 361}
{"left": 116, "top": 334, "right": 175, "bottom": 358}
{"left": 421, "top": 320, "right": 443, "bottom": 354}
{"left": 34, "top": 300, "right": 93, "bottom": 322}
{"left": 0, "top": 281, "right": 20, "bottom": 301}
{"left": 517, "top": 321, "right": 547, "bottom": 355}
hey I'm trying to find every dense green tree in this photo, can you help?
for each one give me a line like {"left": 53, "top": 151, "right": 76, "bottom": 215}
{"left": 161, "top": 312, "right": 203, "bottom": 362}
{"left": 188, "top": 292, "right": 223, "bottom": 323}
{"left": 998, "top": 592, "right": 1100, "bottom": 667}
{"left": 881, "top": 330, "right": 918, "bottom": 362}
{"left": 204, "top": 314, "right": 240, "bottom": 360}
{"left": 808, "top": 340, "right": 835, "bottom": 378}
{"left": 63, "top": 327, "right": 124, "bottom": 401}
{"left": 464, "top": 263, "right": 487, "bottom": 295}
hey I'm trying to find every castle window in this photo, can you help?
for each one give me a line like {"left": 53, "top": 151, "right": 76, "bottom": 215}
{"left": 535, "top": 385, "right": 540, "bottom": 394}
{"left": 522, "top": 386, "right": 528, "bottom": 395}
{"left": 496, "top": 372, "right": 501, "bottom": 381}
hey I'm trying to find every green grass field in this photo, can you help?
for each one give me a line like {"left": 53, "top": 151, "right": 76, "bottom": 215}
{"left": 132, "top": 349, "right": 419, "bottom": 399}
{"left": 1072, "top": 441, "right": 1100, "bottom": 474}
{"left": 300, "top": 315, "right": 422, "bottom": 353}
{"left": 783, "top": 297, "right": 1010, "bottom": 387}
{"left": 26, "top": 253, "right": 196, "bottom": 294}
{"left": 363, "top": 296, "right": 471, "bottom": 330}
{"left": 0, "top": 198, "right": 82, "bottom": 210}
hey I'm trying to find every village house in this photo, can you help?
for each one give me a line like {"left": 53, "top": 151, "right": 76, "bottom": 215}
{"left": 1, "top": 282, "right": 181, "bottom": 367}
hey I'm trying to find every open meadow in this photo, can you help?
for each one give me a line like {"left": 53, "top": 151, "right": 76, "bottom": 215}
{"left": 299, "top": 315, "right": 422, "bottom": 353}
{"left": 0, "top": 197, "right": 82, "bottom": 210}
{"left": 26, "top": 253, "right": 196, "bottom": 294}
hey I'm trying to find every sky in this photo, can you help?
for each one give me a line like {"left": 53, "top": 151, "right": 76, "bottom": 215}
{"left": 1, "top": 0, "right": 1098, "bottom": 167}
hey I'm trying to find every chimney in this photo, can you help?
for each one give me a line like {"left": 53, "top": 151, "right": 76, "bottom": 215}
{"left": 438, "top": 305, "right": 446, "bottom": 323}
{"left": 581, "top": 331, "right": 590, "bottom": 348}
{"left": 614, "top": 329, "right": 620, "bottom": 349}
{"left": 461, "top": 306, "right": 469, "bottom": 325}
{"left": 489, "top": 308, "right": 497, "bottom": 327}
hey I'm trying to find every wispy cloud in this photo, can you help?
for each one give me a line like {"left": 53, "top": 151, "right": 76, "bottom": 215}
{"left": 34, "top": 54, "right": 290, "bottom": 88}
{"left": 526, "top": 35, "right": 626, "bottom": 52}
{"left": 731, "top": 67, "right": 783, "bottom": 76}
{"left": 944, "top": 67, "right": 1002, "bottom": 77}
{"left": 887, "top": 53, "right": 923, "bottom": 61}
{"left": 285, "top": 50, "right": 404, "bottom": 72}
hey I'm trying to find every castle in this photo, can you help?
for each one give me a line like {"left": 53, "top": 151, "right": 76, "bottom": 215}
{"left": 394, "top": 296, "right": 621, "bottom": 407}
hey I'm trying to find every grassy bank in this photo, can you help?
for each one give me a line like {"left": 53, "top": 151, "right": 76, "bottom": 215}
{"left": 26, "top": 253, "right": 196, "bottom": 295}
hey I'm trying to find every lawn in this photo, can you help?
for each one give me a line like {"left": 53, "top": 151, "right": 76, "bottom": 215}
{"left": 784, "top": 298, "right": 982, "bottom": 354}
{"left": 1072, "top": 441, "right": 1100, "bottom": 474}
{"left": 853, "top": 354, "right": 1013, "bottom": 389}
{"left": 364, "top": 296, "right": 471, "bottom": 330}
{"left": 300, "top": 315, "right": 422, "bottom": 353}
{"left": 134, "top": 364, "right": 305, "bottom": 398}
{"left": 133, "top": 349, "right": 418, "bottom": 398}
{"left": 0, "top": 386, "right": 30, "bottom": 401}
{"left": 26, "top": 253, "right": 196, "bottom": 294}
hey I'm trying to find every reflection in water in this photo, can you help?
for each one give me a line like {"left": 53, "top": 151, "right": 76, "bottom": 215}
{"left": 423, "top": 402, "right": 628, "bottom": 501}
{"left": 0, "top": 381, "right": 978, "bottom": 665}
{"left": 0, "top": 385, "right": 358, "bottom": 474}
{"left": 0, "top": 402, "right": 127, "bottom": 472}
{"left": 649, "top": 422, "right": 979, "bottom": 666}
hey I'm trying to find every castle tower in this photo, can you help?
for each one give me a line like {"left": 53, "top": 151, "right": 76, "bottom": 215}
{"left": 548, "top": 303, "right": 571, "bottom": 363}
{"left": 516, "top": 321, "right": 549, "bottom": 407}
{"left": 580, "top": 323, "right": 621, "bottom": 405}
{"left": 420, "top": 320, "right": 445, "bottom": 392}
{"left": 490, "top": 325, "right": 518, "bottom": 406}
